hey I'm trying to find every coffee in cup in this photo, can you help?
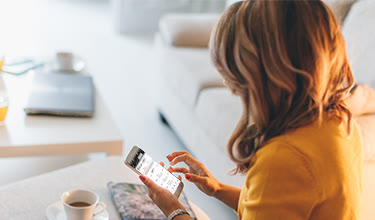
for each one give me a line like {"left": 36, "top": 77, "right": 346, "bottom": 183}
{"left": 69, "top": 201, "right": 91, "bottom": 207}
{"left": 62, "top": 189, "right": 106, "bottom": 220}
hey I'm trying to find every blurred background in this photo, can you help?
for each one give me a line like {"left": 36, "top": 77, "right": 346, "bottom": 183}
{"left": 0, "top": 0, "right": 224, "bottom": 185}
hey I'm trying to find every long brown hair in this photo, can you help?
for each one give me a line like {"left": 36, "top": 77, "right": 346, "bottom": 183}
{"left": 209, "top": 0, "right": 354, "bottom": 174}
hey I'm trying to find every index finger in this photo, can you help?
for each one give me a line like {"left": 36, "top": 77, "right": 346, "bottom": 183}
{"left": 169, "top": 153, "right": 198, "bottom": 167}
{"left": 167, "top": 151, "right": 191, "bottom": 162}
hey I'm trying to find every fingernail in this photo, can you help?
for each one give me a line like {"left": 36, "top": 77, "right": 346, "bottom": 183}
{"left": 185, "top": 174, "right": 190, "bottom": 180}
{"left": 166, "top": 155, "right": 171, "bottom": 161}
{"left": 139, "top": 176, "right": 146, "bottom": 182}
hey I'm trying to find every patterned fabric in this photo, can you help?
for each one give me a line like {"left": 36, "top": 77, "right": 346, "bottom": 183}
{"left": 108, "top": 182, "right": 197, "bottom": 220}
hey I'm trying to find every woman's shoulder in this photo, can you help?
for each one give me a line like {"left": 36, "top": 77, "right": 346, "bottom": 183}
{"left": 253, "top": 138, "right": 313, "bottom": 173}
{"left": 263, "top": 117, "right": 361, "bottom": 161}
{"left": 251, "top": 118, "right": 361, "bottom": 175}
{"left": 245, "top": 139, "right": 319, "bottom": 198}
{"left": 250, "top": 118, "right": 362, "bottom": 193}
{"left": 241, "top": 122, "right": 362, "bottom": 220}
{"left": 250, "top": 138, "right": 315, "bottom": 177}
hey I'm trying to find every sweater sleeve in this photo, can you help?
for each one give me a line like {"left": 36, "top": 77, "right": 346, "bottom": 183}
{"left": 239, "top": 142, "right": 320, "bottom": 220}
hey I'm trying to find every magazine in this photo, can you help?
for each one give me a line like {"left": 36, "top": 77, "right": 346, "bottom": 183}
{"left": 108, "top": 182, "right": 197, "bottom": 220}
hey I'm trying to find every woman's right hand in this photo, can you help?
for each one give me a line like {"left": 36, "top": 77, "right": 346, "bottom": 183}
{"left": 166, "top": 151, "right": 221, "bottom": 197}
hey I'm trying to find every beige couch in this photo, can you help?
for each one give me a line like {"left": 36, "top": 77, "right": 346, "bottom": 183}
{"left": 154, "top": 0, "right": 375, "bottom": 219}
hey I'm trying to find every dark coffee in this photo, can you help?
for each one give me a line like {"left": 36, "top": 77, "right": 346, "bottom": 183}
{"left": 69, "top": 201, "right": 91, "bottom": 207}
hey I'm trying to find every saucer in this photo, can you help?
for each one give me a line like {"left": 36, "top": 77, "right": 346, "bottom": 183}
{"left": 50, "top": 58, "right": 85, "bottom": 73}
{"left": 45, "top": 201, "right": 109, "bottom": 220}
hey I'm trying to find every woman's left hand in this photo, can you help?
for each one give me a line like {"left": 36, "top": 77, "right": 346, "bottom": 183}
{"left": 139, "top": 175, "right": 185, "bottom": 216}
{"left": 139, "top": 162, "right": 186, "bottom": 217}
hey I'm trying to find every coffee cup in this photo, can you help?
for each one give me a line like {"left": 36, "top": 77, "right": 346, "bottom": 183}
{"left": 62, "top": 189, "right": 106, "bottom": 220}
{"left": 56, "top": 52, "right": 74, "bottom": 72}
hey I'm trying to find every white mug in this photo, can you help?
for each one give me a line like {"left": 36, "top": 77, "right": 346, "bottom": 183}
{"left": 56, "top": 52, "right": 74, "bottom": 72}
{"left": 62, "top": 189, "right": 106, "bottom": 220}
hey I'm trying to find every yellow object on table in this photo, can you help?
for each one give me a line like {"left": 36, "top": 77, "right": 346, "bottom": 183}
{"left": 0, "top": 58, "right": 3, "bottom": 71}
{"left": 0, "top": 104, "right": 8, "bottom": 121}
{"left": 0, "top": 58, "right": 9, "bottom": 123}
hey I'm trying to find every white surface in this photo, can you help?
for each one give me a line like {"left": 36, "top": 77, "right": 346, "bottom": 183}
{"left": 155, "top": 34, "right": 224, "bottom": 107}
{"left": 0, "top": 156, "right": 209, "bottom": 220}
{"left": 0, "top": 72, "right": 123, "bottom": 157}
{"left": 46, "top": 201, "right": 109, "bottom": 220}
{"left": 195, "top": 88, "right": 241, "bottom": 150}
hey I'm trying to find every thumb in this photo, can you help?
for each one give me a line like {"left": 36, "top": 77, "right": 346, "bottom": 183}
{"left": 185, "top": 173, "right": 207, "bottom": 184}
{"left": 139, "top": 175, "right": 157, "bottom": 190}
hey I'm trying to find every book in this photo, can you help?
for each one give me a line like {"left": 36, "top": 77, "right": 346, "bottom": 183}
{"left": 108, "top": 182, "right": 197, "bottom": 220}
{"left": 24, "top": 72, "right": 95, "bottom": 117}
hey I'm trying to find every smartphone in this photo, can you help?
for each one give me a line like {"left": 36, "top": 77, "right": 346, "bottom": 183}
{"left": 124, "top": 146, "right": 184, "bottom": 198}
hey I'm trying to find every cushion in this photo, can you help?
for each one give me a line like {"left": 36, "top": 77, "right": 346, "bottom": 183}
{"left": 155, "top": 34, "right": 224, "bottom": 107}
{"left": 322, "top": 0, "right": 357, "bottom": 25}
{"left": 159, "top": 13, "right": 220, "bottom": 48}
{"left": 225, "top": 0, "right": 243, "bottom": 8}
{"left": 346, "top": 84, "right": 375, "bottom": 116}
{"left": 195, "top": 88, "right": 242, "bottom": 149}
{"left": 347, "top": 84, "right": 375, "bottom": 162}
{"left": 342, "top": 0, "right": 375, "bottom": 86}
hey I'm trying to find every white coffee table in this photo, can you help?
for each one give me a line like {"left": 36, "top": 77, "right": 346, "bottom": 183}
{"left": 0, "top": 72, "right": 123, "bottom": 158}
{"left": 0, "top": 156, "right": 209, "bottom": 220}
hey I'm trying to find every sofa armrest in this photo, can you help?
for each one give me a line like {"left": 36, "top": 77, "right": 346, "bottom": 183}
{"left": 159, "top": 13, "right": 220, "bottom": 48}
{"left": 347, "top": 84, "right": 375, "bottom": 161}
{"left": 357, "top": 114, "right": 375, "bottom": 162}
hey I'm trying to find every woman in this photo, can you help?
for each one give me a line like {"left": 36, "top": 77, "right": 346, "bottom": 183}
{"left": 140, "top": 0, "right": 364, "bottom": 219}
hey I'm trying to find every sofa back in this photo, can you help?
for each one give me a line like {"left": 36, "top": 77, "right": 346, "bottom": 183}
{"left": 160, "top": 0, "right": 359, "bottom": 48}
{"left": 342, "top": 0, "right": 375, "bottom": 87}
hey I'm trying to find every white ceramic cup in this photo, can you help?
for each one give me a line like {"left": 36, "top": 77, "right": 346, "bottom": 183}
{"left": 56, "top": 52, "right": 74, "bottom": 71}
{"left": 62, "top": 189, "right": 106, "bottom": 220}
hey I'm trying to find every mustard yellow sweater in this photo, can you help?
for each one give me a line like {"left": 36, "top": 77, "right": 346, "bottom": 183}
{"left": 238, "top": 117, "right": 363, "bottom": 219}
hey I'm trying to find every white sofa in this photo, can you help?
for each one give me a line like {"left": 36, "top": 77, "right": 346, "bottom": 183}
{"left": 154, "top": 0, "right": 375, "bottom": 219}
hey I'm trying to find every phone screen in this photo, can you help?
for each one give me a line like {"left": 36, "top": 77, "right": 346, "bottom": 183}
{"left": 129, "top": 148, "right": 180, "bottom": 194}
